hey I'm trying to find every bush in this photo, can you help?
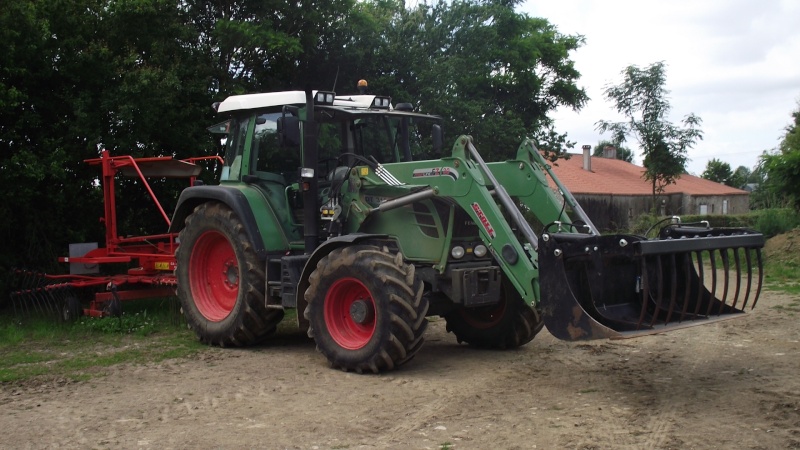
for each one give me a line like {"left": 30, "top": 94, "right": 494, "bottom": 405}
{"left": 752, "top": 208, "right": 800, "bottom": 238}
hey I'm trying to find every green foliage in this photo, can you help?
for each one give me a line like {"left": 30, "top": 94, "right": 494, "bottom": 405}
{"left": 596, "top": 61, "right": 703, "bottom": 211}
{"left": 702, "top": 158, "right": 733, "bottom": 185}
{"left": 348, "top": 0, "right": 588, "bottom": 161}
{"left": 752, "top": 102, "right": 800, "bottom": 210}
{"left": 592, "top": 140, "right": 634, "bottom": 163}
{"left": 1, "top": 0, "right": 586, "bottom": 300}
{"left": 730, "top": 165, "right": 751, "bottom": 189}
{"left": 753, "top": 208, "right": 800, "bottom": 238}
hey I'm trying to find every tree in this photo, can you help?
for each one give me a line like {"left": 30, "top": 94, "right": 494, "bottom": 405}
{"left": 592, "top": 140, "right": 634, "bottom": 163}
{"left": 759, "top": 102, "right": 800, "bottom": 209}
{"left": 596, "top": 62, "right": 703, "bottom": 212}
{"left": 730, "top": 165, "right": 751, "bottom": 189}
{"left": 0, "top": 0, "right": 590, "bottom": 301}
{"left": 701, "top": 158, "right": 733, "bottom": 185}
{"left": 347, "top": 0, "right": 588, "bottom": 161}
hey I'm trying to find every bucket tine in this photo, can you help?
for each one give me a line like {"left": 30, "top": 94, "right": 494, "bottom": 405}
{"left": 678, "top": 252, "right": 692, "bottom": 322}
{"left": 693, "top": 251, "right": 704, "bottom": 317}
{"left": 742, "top": 248, "right": 754, "bottom": 310}
{"left": 717, "top": 249, "right": 731, "bottom": 316}
{"left": 751, "top": 249, "right": 764, "bottom": 309}
{"left": 664, "top": 253, "right": 679, "bottom": 324}
{"left": 705, "top": 251, "right": 718, "bottom": 316}
{"left": 757, "top": 249, "right": 764, "bottom": 307}
{"left": 731, "top": 248, "right": 742, "bottom": 310}
{"left": 649, "top": 256, "right": 665, "bottom": 328}
{"left": 637, "top": 257, "right": 650, "bottom": 330}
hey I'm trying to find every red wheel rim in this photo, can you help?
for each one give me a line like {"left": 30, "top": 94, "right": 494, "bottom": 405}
{"left": 460, "top": 296, "right": 508, "bottom": 329}
{"left": 189, "top": 230, "right": 238, "bottom": 321}
{"left": 324, "top": 278, "right": 376, "bottom": 350}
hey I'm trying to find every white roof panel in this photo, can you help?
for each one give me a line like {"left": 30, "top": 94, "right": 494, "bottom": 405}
{"left": 216, "top": 91, "right": 380, "bottom": 113}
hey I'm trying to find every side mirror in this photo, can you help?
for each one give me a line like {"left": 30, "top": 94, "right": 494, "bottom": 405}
{"left": 277, "top": 116, "right": 301, "bottom": 147}
{"left": 432, "top": 124, "right": 443, "bottom": 154}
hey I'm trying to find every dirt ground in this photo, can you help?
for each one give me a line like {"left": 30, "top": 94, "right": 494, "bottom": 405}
{"left": 1, "top": 285, "right": 798, "bottom": 450}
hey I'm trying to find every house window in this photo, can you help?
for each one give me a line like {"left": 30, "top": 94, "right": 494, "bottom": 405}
{"left": 723, "top": 200, "right": 728, "bottom": 214}
{"left": 699, "top": 204, "right": 708, "bottom": 215}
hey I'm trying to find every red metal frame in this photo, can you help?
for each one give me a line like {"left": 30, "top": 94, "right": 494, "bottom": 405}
{"left": 46, "top": 150, "right": 224, "bottom": 317}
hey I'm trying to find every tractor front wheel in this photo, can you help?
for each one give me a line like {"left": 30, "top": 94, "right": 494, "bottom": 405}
{"left": 176, "top": 202, "right": 283, "bottom": 346}
{"left": 444, "top": 279, "right": 543, "bottom": 349}
{"left": 304, "top": 245, "right": 428, "bottom": 373}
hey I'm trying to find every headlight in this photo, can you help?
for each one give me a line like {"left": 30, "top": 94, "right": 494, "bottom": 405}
{"left": 473, "top": 244, "right": 488, "bottom": 258}
{"left": 451, "top": 246, "right": 465, "bottom": 259}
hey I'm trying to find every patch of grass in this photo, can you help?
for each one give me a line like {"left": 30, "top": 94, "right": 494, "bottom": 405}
{"left": 763, "top": 259, "right": 800, "bottom": 295}
{"left": 0, "top": 297, "right": 204, "bottom": 383}
{"left": 440, "top": 443, "right": 453, "bottom": 450}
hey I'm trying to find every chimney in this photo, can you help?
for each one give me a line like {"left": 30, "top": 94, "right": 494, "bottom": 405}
{"left": 582, "top": 145, "right": 592, "bottom": 171}
{"left": 603, "top": 144, "right": 617, "bottom": 159}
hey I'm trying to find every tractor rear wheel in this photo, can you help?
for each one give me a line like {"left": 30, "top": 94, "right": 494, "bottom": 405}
{"left": 444, "top": 278, "right": 543, "bottom": 349}
{"left": 176, "top": 202, "right": 283, "bottom": 346}
{"left": 303, "top": 245, "right": 428, "bottom": 373}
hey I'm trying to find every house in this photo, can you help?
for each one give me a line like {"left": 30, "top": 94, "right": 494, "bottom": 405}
{"left": 544, "top": 147, "right": 751, "bottom": 231}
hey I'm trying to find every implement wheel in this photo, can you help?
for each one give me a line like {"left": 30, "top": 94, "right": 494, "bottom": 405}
{"left": 304, "top": 245, "right": 428, "bottom": 373}
{"left": 176, "top": 202, "right": 283, "bottom": 346}
{"left": 444, "top": 279, "right": 543, "bottom": 349}
{"left": 61, "top": 295, "right": 83, "bottom": 323}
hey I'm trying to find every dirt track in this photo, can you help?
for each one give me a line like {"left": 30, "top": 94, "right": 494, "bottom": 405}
{"left": 2, "top": 289, "right": 799, "bottom": 449}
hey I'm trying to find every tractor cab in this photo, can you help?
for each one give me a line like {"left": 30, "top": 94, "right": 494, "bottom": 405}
{"left": 210, "top": 87, "right": 444, "bottom": 248}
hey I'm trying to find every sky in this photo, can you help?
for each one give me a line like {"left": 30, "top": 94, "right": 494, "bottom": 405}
{"left": 521, "top": 0, "right": 800, "bottom": 175}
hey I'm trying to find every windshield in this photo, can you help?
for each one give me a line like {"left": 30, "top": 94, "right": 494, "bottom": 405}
{"left": 315, "top": 109, "right": 442, "bottom": 166}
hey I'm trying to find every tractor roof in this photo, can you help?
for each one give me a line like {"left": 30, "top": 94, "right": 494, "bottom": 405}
{"left": 216, "top": 91, "right": 378, "bottom": 113}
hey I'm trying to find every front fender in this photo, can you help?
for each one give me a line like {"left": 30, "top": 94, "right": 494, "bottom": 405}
{"left": 295, "top": 233, "right": 388, "bottom": 330}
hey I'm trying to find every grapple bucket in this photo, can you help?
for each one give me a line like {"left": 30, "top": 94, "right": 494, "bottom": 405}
{"left": 538, "top": 225, "right": 765, "bottom": 341}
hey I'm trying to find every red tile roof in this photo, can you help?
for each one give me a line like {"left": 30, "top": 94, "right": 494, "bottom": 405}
{"left": 545, "top": 154, "right": 749, "bottom": 196}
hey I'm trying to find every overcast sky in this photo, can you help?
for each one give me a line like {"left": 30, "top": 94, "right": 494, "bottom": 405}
{"left": 521, "top": 0, "right": 800, "bottom": 175}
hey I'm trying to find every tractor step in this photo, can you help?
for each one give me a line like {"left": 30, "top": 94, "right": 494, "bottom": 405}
{"left": 538, "top": 225, "right": 764, "bottom": 341}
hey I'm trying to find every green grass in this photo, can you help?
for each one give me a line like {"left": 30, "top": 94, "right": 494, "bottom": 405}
{"left": 763, "top": 259, "right": 800, "bottom": 296}
{"left": 0, "top": 297, "right": 204, "bottom": 383}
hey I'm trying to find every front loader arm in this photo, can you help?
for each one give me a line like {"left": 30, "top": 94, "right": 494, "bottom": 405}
{"left": 339, "top": 136, "right": 548, "bottom": 307}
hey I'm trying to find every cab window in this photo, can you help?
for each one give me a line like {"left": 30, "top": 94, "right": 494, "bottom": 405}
{"left": 252, "top": 111, "right": 301, "bottom": 183}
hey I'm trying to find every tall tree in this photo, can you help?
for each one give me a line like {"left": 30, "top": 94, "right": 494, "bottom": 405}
{"left": 759, "top": 102, "right": 800, "bottom": 209}
{"left": 592, "top": 140, "right": 634, "bottom": 163}
{"left": 596, "top": 62, "right": 703, "bottom": 212}
{"left": 730, "top": 165, "right": 751, "bottom": 189}
{"left": 701, "top": 158, "right": 733, "bottom": 185}
{"left": 347, "top": 0, "right": 588, "bottom": 161}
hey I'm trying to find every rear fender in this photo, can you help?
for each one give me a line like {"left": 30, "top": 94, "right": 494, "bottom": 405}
{"left": 170, "top": 185, "right": 272, "bottom": 260}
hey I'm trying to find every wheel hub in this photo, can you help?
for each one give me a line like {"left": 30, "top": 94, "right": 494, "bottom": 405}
{"left": 349, "top": 298, "right": 374, "bottom": 325}
{"left": 222, "top": 260, "right": 238, "bottom": 288}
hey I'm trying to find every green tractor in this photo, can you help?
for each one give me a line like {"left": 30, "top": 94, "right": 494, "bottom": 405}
{"left": 171, "top": 85, "right": 765, "bottom": 373}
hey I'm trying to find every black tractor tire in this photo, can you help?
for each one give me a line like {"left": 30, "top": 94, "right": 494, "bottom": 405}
{"left": 303, "top": 245, "right": 428, "bottom": 373}
{"left": 176, "top": 202, "right": 283, "bottom": 346}
{"left": 444, "top": 279, "right": 543, "bottom": 349}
